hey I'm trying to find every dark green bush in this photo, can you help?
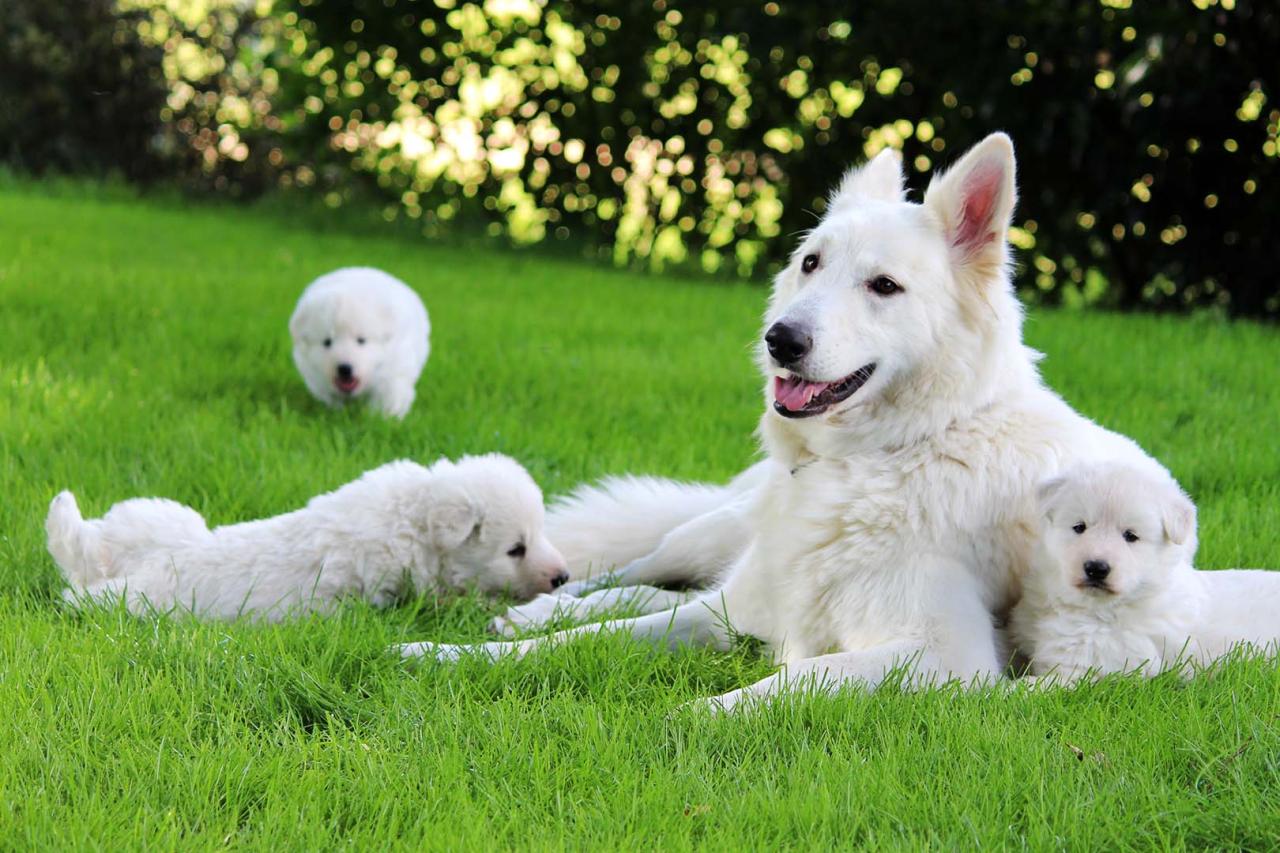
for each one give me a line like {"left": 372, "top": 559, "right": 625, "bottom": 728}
{"left": 4, "top": 0, "right": 1278, "bottom": 316}
{"left": 0, "top": 0, "right": 169, "bottom": 181}
{"left": 276, "top": 0, "right": 1279, "bottom": 315}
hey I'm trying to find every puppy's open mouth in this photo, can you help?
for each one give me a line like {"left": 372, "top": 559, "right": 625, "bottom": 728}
{"left": 773, "top": 364, "right": 876, "bottom": 419}
{"left": 1077, "top": 579, "right": 1115, "bottom": 595}
{"left": 334, "top": 376, "right": 360, "bottom": 394}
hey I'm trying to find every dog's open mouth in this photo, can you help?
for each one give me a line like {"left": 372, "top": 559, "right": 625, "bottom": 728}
{"left": 334, "top": 376, "right": 360, "bottom": 394}
{"left": 773, "top": 364, "right": 876, "bottom": 418}
{"left": 1077, "top": 579, "right": 1115, "bottom": 595}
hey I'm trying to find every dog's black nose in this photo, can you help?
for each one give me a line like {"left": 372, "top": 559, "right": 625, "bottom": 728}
{"left": 336, "top": 363, "right": 354, "bottom": 380}
{"left": 765, "top": 322, "right": 812, "bottom": 366}
{"left": 1083, "top": 560, "right": 1111, "bottom": 581}
{"left": 550, "top": 569, "right": 570, "bottom": 589}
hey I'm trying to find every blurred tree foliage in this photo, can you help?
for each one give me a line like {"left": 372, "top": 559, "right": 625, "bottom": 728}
{"left": 0, "top": 0, "right": 169, "bottom": 181}
{"left": 3, "top": 0, "right": 1278, "bottom": 317}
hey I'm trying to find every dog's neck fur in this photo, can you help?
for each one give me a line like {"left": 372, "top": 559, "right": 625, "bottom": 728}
{"left": 761, "top": 273, "right": 1037, "bottom": 468}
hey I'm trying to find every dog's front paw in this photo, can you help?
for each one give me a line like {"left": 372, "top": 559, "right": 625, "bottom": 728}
{"left": 690, "top": 686, "right": 765, "bottom": 715}
{"left": 488, "top": 593, "right": 565, "bottom": 637}
{"left": 554, "top": 578, "right": 600, "bottom": 598}
{"left": 670, "top": 691, "right": 742, "bottom": 717}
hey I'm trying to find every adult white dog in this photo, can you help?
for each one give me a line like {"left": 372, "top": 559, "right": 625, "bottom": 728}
{"left": 47, "top": 454, "right": 568, "bottom": 621}
{"left": 400, "top": 133, "right": 1169, "bottom": 710}
{"left": 1010, "top": 462, "right": 1280, "bottom": 682}
{"left": 290, "top": 267, "right": 430, "bottom": 418}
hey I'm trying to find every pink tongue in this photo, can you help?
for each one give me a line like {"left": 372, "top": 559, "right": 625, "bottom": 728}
{"left": 774, "top": 375, "right": 832, "bottom": 411}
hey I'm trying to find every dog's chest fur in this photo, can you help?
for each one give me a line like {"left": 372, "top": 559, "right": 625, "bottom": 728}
{"left": 727, "top": 395, "right": 1089, "bottom": 663}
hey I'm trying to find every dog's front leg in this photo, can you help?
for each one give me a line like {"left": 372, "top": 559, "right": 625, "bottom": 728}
{"left": 554, "top": 494, "right": 757, "bottom": 600}
{"left": 699, "top": 568, "right": 1003, "bottom": 712}
{"left": 398, "top": 591, "right": 738, "bottom": 663}
{"left": 697, "top": 640, "right": 931, "bottom": 712}
{"left": 489, "top": 586, "right": 698, "bottom": 637}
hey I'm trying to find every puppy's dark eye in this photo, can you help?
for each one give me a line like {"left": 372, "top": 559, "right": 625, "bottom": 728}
{"left": 507, "top": 543, "right": 526, "bottom": 558}
{"left": 801, "top": 253, "right": 820, "bottom": 274}
{"left": 323, "top": 338, "right": 332, "bottom": 348}
{"left": 1123, "top": 529, "right": 1139, "bottom": 543}
{"left": 356, "top": 337, "right": 366, "bottom": 345}
{"left": 1072, "top": 522, "right": 1087, "bottom": 535}
{"left": 867, "top": 276, "right": 902, "bottom": 297}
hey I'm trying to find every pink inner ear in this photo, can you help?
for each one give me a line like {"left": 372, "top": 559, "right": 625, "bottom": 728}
{"left": 951, "top": 160, "right": 1005, "bottom": 255}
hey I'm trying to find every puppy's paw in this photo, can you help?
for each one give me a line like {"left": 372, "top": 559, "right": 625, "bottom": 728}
{"left": 374, "top": 383, "right": 415, "bottom": 419}
{"left": 488, "top": 593, "right": 566, "bottom": 637}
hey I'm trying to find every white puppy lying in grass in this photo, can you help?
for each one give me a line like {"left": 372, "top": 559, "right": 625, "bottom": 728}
{"left": 290, "top": 267, "right": 430, "bottom": 418}
{"left": 1010, "top": 462, "right": 1280, "bottom": 682}
{"left": 46, "top": 454, "right": 569, "bottom": 621}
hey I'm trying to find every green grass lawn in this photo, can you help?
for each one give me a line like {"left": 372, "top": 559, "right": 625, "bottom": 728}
{"left": 2, "top": 181, "right": 1280, "bottom": 849}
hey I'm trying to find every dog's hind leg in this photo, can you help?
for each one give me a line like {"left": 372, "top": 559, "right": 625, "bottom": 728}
{"left": 555, "top": 491, "right": 757, "bottom": 599}
{"left": 492, "top": 472, "right": 763, "bottom": 633}
{"left": 489, "top": 586, "right": 698, "bottom": 637}
{"left": 547, "top": 460, "right": 773, "bottom": 584}
{"left": 398, "top": 592, "right": 736, "bottom": 663}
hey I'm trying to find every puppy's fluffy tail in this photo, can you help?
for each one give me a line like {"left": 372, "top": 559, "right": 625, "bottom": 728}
{"left": 547, "top": 475, "right": 736, "bottom": 580}
{"left": 45, "top": 491, "right": 100, "bottom": 589}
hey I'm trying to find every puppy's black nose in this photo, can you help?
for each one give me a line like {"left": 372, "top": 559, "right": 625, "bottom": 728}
{"left": 1083, "top": 560, "right": 1111, "bottom": 581}
{"left": 550, "top": 569, "right": 570, "bottom": 589}
{"left": 336, "top": 363, "right": 354, "bottom": 380}
{"left": 765, "top": 322, "right": 812, "bottom": 366}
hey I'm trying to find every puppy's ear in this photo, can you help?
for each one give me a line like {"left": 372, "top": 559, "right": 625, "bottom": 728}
{"left": 828, "top": 148, "right": 905, "bottom": 213}
{"left": 1035, "top": 475, "right": 1068, "bottom": 519}
{"left": 924, "top": 132, "right": 1017, "bottom": 280}
{"left": 1160, "top": 488, "right": 1197, "bottom": 547}
{"left": 430, "top": 492, "right": 482, "bottom": 552}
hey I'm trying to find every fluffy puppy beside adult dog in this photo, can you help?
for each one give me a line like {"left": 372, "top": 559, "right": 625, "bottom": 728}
{"left": 46, "top": 454, "right": 568, "bottom": 621}
{"left": 290, "top": 267, "right": 430, "bottom": 418}
{"left": 400, "top": 132, "right": 1181, "bottom": 713}
{"left": 1010, "top": 463, "right": 1280, "bottom": 682}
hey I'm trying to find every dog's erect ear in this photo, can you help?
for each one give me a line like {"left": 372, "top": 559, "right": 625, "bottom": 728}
{"left": 431, "top": 492, "right": 482, "bottom": 552}
{"left": 1036, "top": 475, "right": 1069, "bottom": 519}
{"left": 924, "top": 132, "right": 1017, "bottom": 277}
{"left": 828, "top": 148, "right": 905, "bottom": 213}
{"left": 1160, "top": 487, "right": 1197, "bottom": 547}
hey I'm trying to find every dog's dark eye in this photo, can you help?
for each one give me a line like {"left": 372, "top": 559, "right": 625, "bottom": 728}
{"left": 801, "top": 253, "right": 820, "bottom": 274}
{"left": 356, "top": 337, "right": 366, "bottom": 345}
{"left": 507, "top": 543, "right": 526, "bottom": 558}
{"left": 867, "top": 276, "right": 902, "bottom": 297}
{"left": 1072, "top": 522, "right": 1087, "bottom": 535}
{"left": 1123, "top": 529, "right": 1139, "bottom": 543}
{"left": 323, "top": 338, "right": 332, "bottom": 348}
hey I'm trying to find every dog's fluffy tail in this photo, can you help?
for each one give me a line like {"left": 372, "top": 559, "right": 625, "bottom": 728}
{"left": 46, "top": 491, "right": 100, "bottom": 589}
{"left": 547, "top": 475, "right": 737, "bottom": 579}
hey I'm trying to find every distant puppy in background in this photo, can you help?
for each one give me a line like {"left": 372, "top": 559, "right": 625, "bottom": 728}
{"left": 1010, "top": 462, "right": 1280, "bottom": 682}
{"left": 290, "top": 267, "right": 430, "bottom": 418}
{"left": 46, "top": 454, "right": 569, "bottom": 621}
